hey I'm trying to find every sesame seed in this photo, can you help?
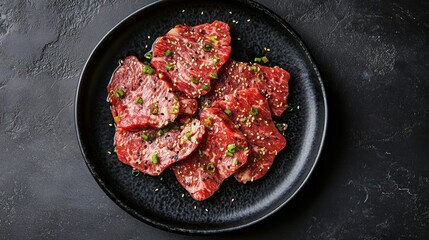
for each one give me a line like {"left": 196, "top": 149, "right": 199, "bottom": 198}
{"left": 229, "top": 11, "right": 232, "bottom": 14}
{"left": 108, "top": 123, "right": 113, "bottom": 127}
{"left": 205, "top": 208, "right": 209, "bottom": 212}
{"left": 107, "top": 151, "right": 111, "bottom": 154}
{"left": 155, "top": 188, "right": 159, "bottom": 192}
{"left": 201, "top": 11, "right": 204, "bottom": 15}
{"left": 247, "top": 19, "right": 251, "bottom": 22}
{"left": 182, "top": 9, "right": 185, "bottom": 12}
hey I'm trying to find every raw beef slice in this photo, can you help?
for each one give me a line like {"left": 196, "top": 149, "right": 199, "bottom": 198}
{"left": 151, "top": 21, "right": 232, "bottom": 98}
{"left": 108, "top": 56, "right": 180, "bottom": 130}
{"left": 213, "top": 88, "right": 286, "bottom": 183}
{"left": 204, "top": 59, "right": 290, "bottom": 117}
{"left": 115, "top": 118, "right": 205, "bottom": 176}
{"left": 172, "top": 108, "right": 249, "bottom": 201}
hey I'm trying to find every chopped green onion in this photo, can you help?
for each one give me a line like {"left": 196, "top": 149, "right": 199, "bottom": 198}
{"left": 166, "top": 64, "right": 175, "bottom": 71}
{"left": 151, "top": 104, "right": 159, "bottom": 115}
{"left": 198, "top": 149, "right": 203, "bottom": 157}
{"left": 209, "top": 73, "right": 218, "bottom": 79}
{"left": 234, "top": 160, "right": 241, "bottom": 166}
{"left": 144, "top": 52, "right": 152, "bottom": 60}
{"left": 114, "top": 116, "right": 121, "bottom": 122}
{"left": 143, "top": 65, "right": 154, "bottom": 75}
{"left": 164, "top": 49, "right": 172, "bottom": 56}
{"left": 115, "top": 89, "right": 125, "bottom": 98}
{"left": 202, "top": 84, "right": 211, "bottom": 91}
{"left": 142, "top": 133, "right": 149, "bottom": 141}
{"left": 250, "top": 106, "right": 258, "bottom": 116}
{"left": 241, "top": 116, "right": 248, "bottom": 122}
{"left": 190, "top": 76, "right": 199, "bottom": 84}
{"left": 131, "top": 168, "right": 140, "bottom": 176}
{"left": 224, "top": 109, "right": 232, "bottom": 116}
{"left": 203, "top": 42, "right": 212, "bottom": 52}
{"left": 213, "top": 55, "right": 219, "bottom": 65}
{"left": 169, "top": 107, "right": 179, "bottom": 114}
{"left": 255, "top": 153, "right": 262, "bottom": 160}
{"left": 261, "top": 56, "right": 269, "bottom": 63}
{"left": 136, "top": 97, "right": 143, "bottom": 104}
{"left": 276, "top": 123, "right": 288, "bottom": 131}
{"left": 152, "top": 154, "right": 159, "bottom": 164}
{"left": 157, "top": 129, "right": 164, "bottom": 136}
{"left": 208, "top": 36, "right": 219, "bottom": 44}
{"left": 254, "top": 57, "right": 261, "bottom": 63}
{"left": 206, "top": 162, "right": 216, "bottom": 173}
{"left": 227, "top": 144, "right": 237, "bottom": 152}
{"left": 204, "top": 117, "right": 212, "bottom": 127}
{"left": 173, "top": 124, "right": 180, "bottom": 130}
{"left": 185, "top": 131, "right": 192, "bottom": 140}
{"left": 251, "top": 65, "right": 258, "bottom": 72}
{"left": 226, "top": 151, "right": 234, "bottom": 157}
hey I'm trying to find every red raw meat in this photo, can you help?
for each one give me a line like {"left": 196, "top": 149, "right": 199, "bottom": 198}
{"left": 204, "top": 59, "right": 290, "bottom": 117}
{"left": 151, "top": 21, "right": 232, "bottom": 98}
{"left": 115, "top": 118, "right": 205, "bottom": 176}
{"left": 172, "top": 108, "right": 249, "bottom": 200}
{"left": 213, "top": 88, "right": 286, "bottom": 183}
{"left": 107, "top": 56, "right": 180, "bottom": 130}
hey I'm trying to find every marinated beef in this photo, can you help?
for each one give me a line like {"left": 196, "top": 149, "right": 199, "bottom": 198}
{"left": 213, "top": 88, "right": 286, "bottom": 183}
{"left": 172, "top": 108, "right": 249, "bottom": 200}
{"left": 151, "top": 21, "right": 232, "bottom": 98}
{"left": 115, "top": 118, "right": 205, "bottom": 176}
{"left": 204, "top": 59, "right": 290, "bottom": 116}
{"left": 107, "top": 56, "right": 180, "bottom": 130}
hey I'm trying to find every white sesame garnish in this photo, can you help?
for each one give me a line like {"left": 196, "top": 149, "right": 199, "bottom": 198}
{"left": 155, "top": 188, "right": 159, "bottom": 192}
{"left": 247, "top": 19, "right": 251, "bottom": 22}
{"left": 205, "top": 208, "right": 209, "bottom": 212}
{"left": 107, "top": 151, "right": 111, "bottom": 154}
{"left": 201, "top": 11, "right": 204, "bottom": 15}
{"left": 182, "top": 9, "right": 185, "bottom": 12}
{"left": 229, "top": 11, "right": 232, "bottom": 14}
{"left": 231, "top": 198, "right": 235, "bottom": 202}
{"left": 148, "top": 36, "right": 151, "bottom": 39}
{"left": 108, "top": 123, "right": 113, "bottom": 127}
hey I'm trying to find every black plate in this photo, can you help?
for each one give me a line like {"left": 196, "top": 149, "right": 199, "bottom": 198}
{"left": 75, "top": 0, "right": 327, "bottom": 234}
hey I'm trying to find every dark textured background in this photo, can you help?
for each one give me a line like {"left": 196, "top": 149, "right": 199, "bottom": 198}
{"left": 1, "top": 0, "right": 428, "bottom": 239}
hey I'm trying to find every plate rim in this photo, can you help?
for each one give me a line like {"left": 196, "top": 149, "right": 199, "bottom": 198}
{"left": 74, "top": 0, "right": 328, "bottom": 234}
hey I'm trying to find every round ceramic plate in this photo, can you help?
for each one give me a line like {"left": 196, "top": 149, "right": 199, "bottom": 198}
{"left": 75, "top": 0, "right": 327, "bottom": 234}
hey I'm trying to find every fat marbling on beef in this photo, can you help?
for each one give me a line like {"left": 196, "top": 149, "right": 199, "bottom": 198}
{"left": 172, "top": 108, "right": 249, "bottom": 201}
{"left": 204, "top": 59, "right": 290, "bottom": 117}
{"left": 213, "top": 88, "right": 286, "bottom": 183}
{"left": 115, "top": 118, "right": 205, "bottom": 176}
{"left": 151, "top": 21, "right": 232, "bottom": 98}
{"left": 107, "top": 56, "right": 180, "bottom": 130}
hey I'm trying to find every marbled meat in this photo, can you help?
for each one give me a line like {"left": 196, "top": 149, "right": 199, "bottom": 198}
{"left": 107, "top": 56, "right": 180, "bottom": 130}
{"left": 204, "top": 59, "right": 290, "bottom": 117}
{"left": 172, "top": 108, "right": 249, "bottom": 200}
{"left": 115, "top": 118, "right": 205, "bottom": 176}
{"left": 213, "top": 88, "right": 286, "bottom": 183}
{"left": 151, "top": 21, "right": 232, "bottom": 98}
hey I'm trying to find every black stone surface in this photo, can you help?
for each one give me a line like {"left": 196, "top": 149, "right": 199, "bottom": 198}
{"left": 0, "top": 0, "right": 428, "bottom": 239}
